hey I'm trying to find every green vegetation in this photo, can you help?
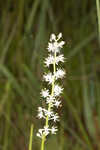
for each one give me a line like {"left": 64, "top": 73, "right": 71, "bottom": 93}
{"left": 0, "top": 0, "right": 100, "bottom": 150}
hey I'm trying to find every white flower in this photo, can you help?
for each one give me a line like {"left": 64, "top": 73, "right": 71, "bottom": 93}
{"left": 51, "top": 126, "right": 58, "bottom": 134}
{"left": 37, "top": 126, "right": 50, "bottom": 138}
{"left": 51, "top": 113, "right": 59, "bottom": 122}
{"left": 43, "top": 72, "right": 54, "bottom": 84}
{"left": 44, "top": 54, "right": 54, "bottom": 67}
{"left": 47, "top": 33, "right": 65, "bottom": 53}
{"left": 47, "top": 42, "right": 59, "bottom": 53}
{"left": 45, "top": 110, "right": 53, "bottom": 118}
{"left": 54, "top": 100, "right": 61, "bottom": 108}
{"left": 37, "top": 107, "right": 45, "bottom": 119}
{"left": 37, "top": 125, "right": 58, "bottom": 138}
{"left": 54, "top": 84, "right": 63, "bottom": 96}
{"left": 41, "top": 89, "right": 49, "bottom": 98}
{"left": 55, "top": 69, "right": 65, "bottom": 79}
{"left": 38, "top": 107, "right": 54, "bottom": 119}
{"left": 56, "top": 54, "right": 65, "bottom": 64}
{"left": 43, "top": 126, "right": 50, "bottom": 136}
{"left": 46, "top": 95, "right": 55, "bottom": 104}
{"left": 47, "top": 41, "right": 65, "bottom": 53}
{"left": 38, "top": 111, "right": 44, "bottom": 119}
{"left": 44, "top": 54, "right": 65, "bottom": 67}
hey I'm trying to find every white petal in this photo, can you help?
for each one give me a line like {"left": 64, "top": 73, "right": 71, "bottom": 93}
{"left": 58, "top": 41, "right": 65, "bottom": 48}
{"left": 57, "top": 33, "right": 62, "bottom": 40}
{"left": 50, "top": 34, "right": 56, "bottom": 41}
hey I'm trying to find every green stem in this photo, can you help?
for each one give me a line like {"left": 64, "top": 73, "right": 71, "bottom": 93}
{"left": 41, "top": 135, "right": 45, "bottom": 150}
{"left": 40, "top": 51, "right": 56, "bottom": 150}
{"left": 96, "top": 0, "right": 100, "bottom": 43}
{"left": 29, "top": 124, "right": 34, "bottom": 150}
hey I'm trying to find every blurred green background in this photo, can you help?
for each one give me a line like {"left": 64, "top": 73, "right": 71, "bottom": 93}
{"left": 0, "top": 0, "right": 100, "bottom": 150}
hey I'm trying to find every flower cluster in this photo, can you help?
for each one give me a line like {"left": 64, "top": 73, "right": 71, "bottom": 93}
{"left": 37, "top": 33, "right": 65, "bottom": 139}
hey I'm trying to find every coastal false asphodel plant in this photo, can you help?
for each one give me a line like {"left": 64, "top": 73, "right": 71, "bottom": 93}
{"left": 37, "top": 33, "right": 65, "bottom": 150}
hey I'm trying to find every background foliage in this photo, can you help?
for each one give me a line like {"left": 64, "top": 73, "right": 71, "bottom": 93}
{"left": 0, "top": 0, "right": 100, "bottom": 150}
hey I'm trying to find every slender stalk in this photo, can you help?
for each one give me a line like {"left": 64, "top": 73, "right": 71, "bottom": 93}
{"left": 29, "top": 124, "right": 34, "bottom": 150}
{"left": 41, "top": 135, "right": 45, "bottom": 150}
{"left": 40, "top": 52, "right": 56, "bottom": 150}
{"left": 96, "top": 0, "right": 100, "bottom": 43}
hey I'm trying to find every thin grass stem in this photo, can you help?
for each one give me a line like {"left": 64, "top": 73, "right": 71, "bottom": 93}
{"left": 96, "top": 0, "right": 100, "bottom": 43}
{"left": 29, "top": 124, "right": 34, "bottom": 150}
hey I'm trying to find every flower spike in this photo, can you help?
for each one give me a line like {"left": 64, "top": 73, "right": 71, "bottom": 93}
{"left": 37, "top": 33, "right": 65, "bottom": 150}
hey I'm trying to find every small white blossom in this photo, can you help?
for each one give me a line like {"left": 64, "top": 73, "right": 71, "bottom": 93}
{"left": 38, "top": 111, "right": 44, "bottom": 119}
{"left": 43, "top": 73, "right": 54, "bottom": 84}
{"left": 51, "top": 126, "right": 58, "bottom": 134}
{"left": 44, "top": 54, "right": 54, "bottom": 67}
{"left": 47, "top": 33, "right": 65, "bottom": 53}
{"left": 47, "top": 41, "right": 65, "bottom": 53}
{"left": 54, "top": 84, "right": 63, "bottom": 96}
{"left": 55, "top": 69, "right": 65, "bottom": 79}
{"left": 41, "top": 89, "right": 49, "bottom": 98}
{"left": 46, "top": 95, "right": 55, "bottom": 104}
{"left": 38, "top": 107, "right": 55, "bottom": 120}
{"left": 37, "top": 107, "right": 45, "bottom": 119}
{"left": 43, "top": 126, "right": 50, "bottom": 136}
{"left": 51, "top": 113, "right": 59, "bottom": 122}
{"left": 56, "top": 54, "right": 65, "bottom": 64}
{"left": 45, "top": 110, "right": 54, "bottom": 118}
{"left": 44, "top": 54, "right": 65, "bottom": 67}
{"left": 54, "top": 100, "right": 61, "bottom": 108}
{"left": 47, "top": 42, "right": 58, "bottom": 53}
{"left": 37, "top": 126, "right": 50, "bottom": 138}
